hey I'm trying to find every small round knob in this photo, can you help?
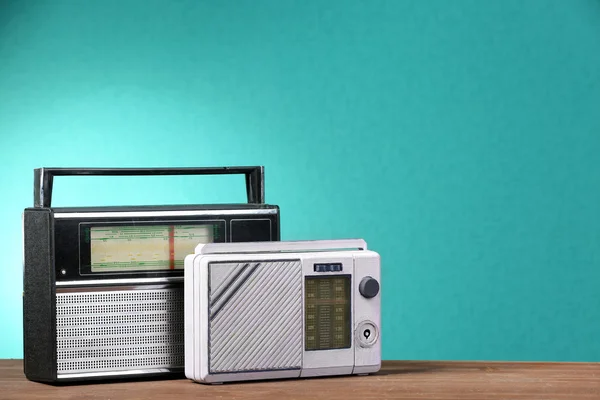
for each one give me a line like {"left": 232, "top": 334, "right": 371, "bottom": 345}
{"left": 359, "top": 276, "right": 379, "bottom": 298}
{"left": 356, "top": 320, "right": 379, "bottom": 347}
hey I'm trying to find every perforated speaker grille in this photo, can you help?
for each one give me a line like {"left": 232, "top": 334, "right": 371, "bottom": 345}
{"left": 208, "top": 260, "right": 303, "bottom": 373}
{"left": 56, "top": 287, "right": 184, "bottom": 375}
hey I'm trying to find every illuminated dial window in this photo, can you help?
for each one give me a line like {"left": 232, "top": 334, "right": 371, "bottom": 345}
{"left": 305, "top": 275, "right": 351, "bottom": 351}
{"left": 90, "top": 224, "right": 214, "bottom": 272}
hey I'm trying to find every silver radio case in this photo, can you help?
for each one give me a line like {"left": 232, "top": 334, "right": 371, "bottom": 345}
{"left": 184, "top": 239, "right": 381, "bottom": 384}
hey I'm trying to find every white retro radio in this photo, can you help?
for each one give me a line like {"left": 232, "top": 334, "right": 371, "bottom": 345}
{"left": 184, "top": 239, "right": 381, "bottom": 384}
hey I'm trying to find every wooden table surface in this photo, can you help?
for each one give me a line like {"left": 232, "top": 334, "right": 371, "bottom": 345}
{"left": 1, "top": 360, "right": 599, "bottom": 399}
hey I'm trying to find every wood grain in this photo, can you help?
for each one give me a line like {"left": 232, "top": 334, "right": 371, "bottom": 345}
{"left": 1, "top": 360, "right": 599, "bottom": 399}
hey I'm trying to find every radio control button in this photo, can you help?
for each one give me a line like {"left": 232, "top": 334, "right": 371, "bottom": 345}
{"left": 359, "top": 276, "right": 379, "bottom": 298}
{"left": 356, "top": 321, "right": 378, "bottom": 347}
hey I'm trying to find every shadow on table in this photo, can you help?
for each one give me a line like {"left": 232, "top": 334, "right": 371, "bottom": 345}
{"left": 374, "top": 361, "right": 446, "bottom": 376}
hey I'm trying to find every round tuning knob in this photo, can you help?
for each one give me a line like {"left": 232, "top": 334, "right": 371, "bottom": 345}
{"left": 359, "top": 276, "right": 379, "bottom": 298}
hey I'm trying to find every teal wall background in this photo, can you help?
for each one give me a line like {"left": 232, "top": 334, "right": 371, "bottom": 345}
{"left": 1, "top": 0, "right": 600, "bottom": 361}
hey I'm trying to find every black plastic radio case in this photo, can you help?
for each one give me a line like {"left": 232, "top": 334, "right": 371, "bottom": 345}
{"left": 22, "top": 167, "right": 280, "bottom": 384}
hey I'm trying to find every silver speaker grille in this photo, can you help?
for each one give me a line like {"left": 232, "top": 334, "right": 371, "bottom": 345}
{"left": 56, "top": 287, "right": 184, "bottom": 375}
{"left": 208, "top": 260, "right": 303, "bottom": 373}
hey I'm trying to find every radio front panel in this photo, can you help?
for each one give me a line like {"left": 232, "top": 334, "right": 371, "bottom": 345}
{"left": 202, "top": 255, "right": 361, "bottom": 377}
{"left": 49, "top": 208, "right": 278, "bottom": 381}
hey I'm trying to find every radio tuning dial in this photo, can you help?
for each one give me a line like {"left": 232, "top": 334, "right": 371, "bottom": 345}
{"left": 359, "top": 276, "right": 379, "bottom": 298}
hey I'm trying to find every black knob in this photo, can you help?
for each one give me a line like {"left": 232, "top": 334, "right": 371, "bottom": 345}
{"left": 359, "top": 276, "right": 379, "bottom": 298}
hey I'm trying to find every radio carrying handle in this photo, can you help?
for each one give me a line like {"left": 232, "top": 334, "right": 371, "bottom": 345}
{"left": 197, "top": 239, "right": 368, "bottom": 255}
{"left": 33, "top": 166, "right": 265, "bottom": 208}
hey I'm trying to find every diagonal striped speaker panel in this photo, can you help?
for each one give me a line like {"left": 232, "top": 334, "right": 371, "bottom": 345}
{"left": 208, "top": 260, "right": 302, "bottom": 373}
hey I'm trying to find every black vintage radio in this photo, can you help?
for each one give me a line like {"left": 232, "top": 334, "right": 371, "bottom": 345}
{"left": 22, "top": 167, "right": 280, "bottom": 384}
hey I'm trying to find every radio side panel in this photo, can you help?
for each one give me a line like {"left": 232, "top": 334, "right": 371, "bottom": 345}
{"left": 352, "top": 250, "right": 381, "bottom": 374}
{"left": 23, "top": 209, "right": 57, "bottom": 382}
{"left": 184, "top": 253, "right": 197, "bottom": 381}
{"left": 197, "top": 255, "right": 211, "bottom": 382}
